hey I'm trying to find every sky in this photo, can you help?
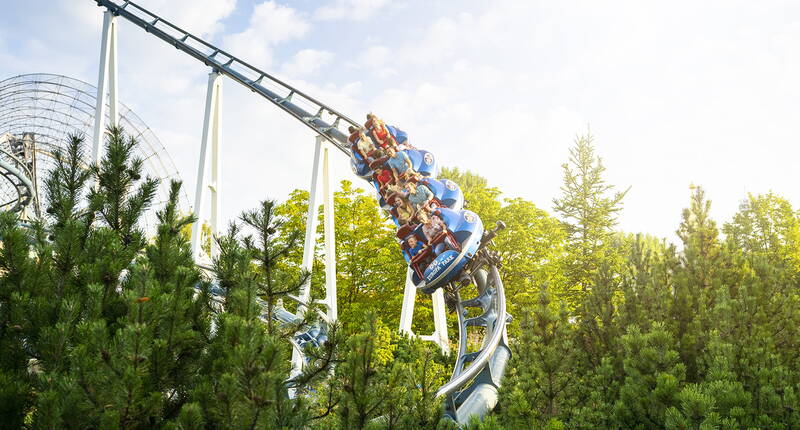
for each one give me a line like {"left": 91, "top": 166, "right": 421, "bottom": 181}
{"left": 2, "top": 0, "right": 799, "bottom": 243}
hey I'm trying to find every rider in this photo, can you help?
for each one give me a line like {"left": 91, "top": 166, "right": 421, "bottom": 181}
{"left": 385, "top": 146, "right": 414, "bottom": 183}
{"left": 366, "top": 113, "right": 397, "bottom": 150}
{"left": 406, "top": 235, "right": 424, "bottom": 257}
{"left": 405, "top": 180, "right": 433, "bottom": 214}
{"left": 391, "top": 194, "right": 415, "bottom": 225}
{"left": 419, "top": 211, "right": 453, "bottom": 255}
{"left": 348, "top": 125, "right": 375, "bottom": 161}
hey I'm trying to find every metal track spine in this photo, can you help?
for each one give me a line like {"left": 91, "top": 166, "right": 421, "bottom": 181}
{"left": 94, "top": 0, "right": 358, "bottom": 155}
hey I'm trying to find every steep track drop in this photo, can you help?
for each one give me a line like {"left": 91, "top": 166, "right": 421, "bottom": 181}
{"left": 94, "top": 0, "right": 510, "bottom": 423}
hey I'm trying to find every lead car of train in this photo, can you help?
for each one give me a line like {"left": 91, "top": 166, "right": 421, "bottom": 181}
{"left": 347, "top": 115, "right": 484, "bottom": 294}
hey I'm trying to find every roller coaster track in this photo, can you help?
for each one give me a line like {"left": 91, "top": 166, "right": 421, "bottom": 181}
{"left": 94, "top": 0, "right": 510, "bottom": 423}
{"left": 0, "top": 135, "right": 36, "bottom": 216}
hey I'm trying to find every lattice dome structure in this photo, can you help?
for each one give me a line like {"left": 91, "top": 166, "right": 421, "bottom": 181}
{"left": 0, "top": 73, "right": 187, "bottom": 229}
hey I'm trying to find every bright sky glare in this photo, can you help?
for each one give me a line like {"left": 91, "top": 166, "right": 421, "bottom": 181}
{"left": 2, "top": 0, "right": 799, "bottom": 242}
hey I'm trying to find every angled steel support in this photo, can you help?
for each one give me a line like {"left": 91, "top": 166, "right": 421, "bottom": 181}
{"left": 321, "top": 140, "right": 338, "bottom": 323}
{"left": 92, "top": 10, "right": 119, "bottom": 165}
{"left": 291, "top": 135, "right": 338, "bottom": 379}
{"left": 191, "top": 71, "right": 222, "bottom": 260}
{"left": 399, "top": 269, "right": 417, "bottom": 335}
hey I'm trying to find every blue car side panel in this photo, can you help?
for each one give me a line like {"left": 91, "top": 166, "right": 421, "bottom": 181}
{"left": 436, "top": 208, "right": 462, "bottom": 231}
{"left": 440, "top": 179, "right": 464, "bottom": 210}
{"left": 424, "top": 250, "right": 459, "bottom": 283}
{"left": 420, "top": 178, "right": 464, "bottom": 211}
{"left": 405, "top": 149, "right": 437, "bottom": 177}
{"left": 387, "top": 125, "right": 408, "bottom": 144}
{"left": 350, "top": 151, "right": 372, "bottom": 178}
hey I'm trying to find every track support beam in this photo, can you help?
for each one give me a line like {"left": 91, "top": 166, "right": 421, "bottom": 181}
{"left": 399, "top": 270, "right": 450, "bottom": 355}
{"left": 92, "top": 10, "right": 119, "bottom": 165}
{"left": 291, "top": 135, "right": 338, "bottom": 380}
{"left": 191, "top": 71, "right": 222, "bottom": 260}
{"left": 321, "top": 139, "right": 338, "bottom": 322}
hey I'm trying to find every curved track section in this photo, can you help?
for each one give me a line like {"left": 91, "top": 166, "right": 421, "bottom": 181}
{"left": 94, "top": 1, "right": 510, "bottom": 423}
{"left": 0, "top": 141, "right": 36, "bottom": 215}
{"left": 0, "top": 73, "right": 188, "bottom": 228}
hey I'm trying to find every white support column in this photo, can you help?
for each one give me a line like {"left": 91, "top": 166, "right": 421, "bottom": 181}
{"left": 209, "top": 81, "right": 222, "bottom": 259}
{"left": 191, "top": 71, "right": 222, "bottom": 261}
{"left": 321, "top": 141, "right": 337, "bottom": 323}
{"left": 430, "top": 289, "right": 450, "bottom": 354}
{"left": 399, "top": 269, "right": 417, "bottom": 335}
{"left": 92, "top": 10, "right": 118, "bottom": 165}
{"left": 295, "top": 136, "right": 323, "bottom": 308}
{"left": 108, "top": 13, "right": 119, "bottom": 128}
{"left": 291, "top": 135, "right": 334, "bottom": 383}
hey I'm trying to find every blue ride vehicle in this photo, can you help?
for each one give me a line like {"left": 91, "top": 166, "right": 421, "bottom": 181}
{"left": 350, "top": 145, "right": 437, "bottom": 180}
{"left": 386, "top": 124, "right": 408, "bottom": 146}
{"left": 399, "top": 207, "right": 484, "bottom": 293}
{"left": 375, "top": 177, "right": 465, "bottom": 225}
{"left": 349, "top": 147, "right": 373, "bottom": 178}
{"left": 417, "top": 177, "right": 464, "bottom": 211}
{"left": 404, "top": 149, "right": 437, "bottom": 177}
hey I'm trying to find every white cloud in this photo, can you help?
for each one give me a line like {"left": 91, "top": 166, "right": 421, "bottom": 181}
{"left": 350, "top": 45, "right": 397, "bottom": 78}
{"left": 280, "top": 49, "right": 335, "bottom": 78}
{"left": 314, "top": 0, "right": 390, "bottom": 21}
{"left": 137, "top": 0, "right": 237, "bottom": 37}
{"left": 224, "top": 1, "right": 309, "bottom": 69}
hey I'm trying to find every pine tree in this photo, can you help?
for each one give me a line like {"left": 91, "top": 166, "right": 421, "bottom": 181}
{"left": 673, "top": 186, "right": 721, "bottom": 382}
{"left": 613, "top": 323, "right": 685, "bottom": 427}
{"left": 238, "top": 199, "right": 311, "bottom": 335}
{"left": 499, "top": 287, "right": 577, "bottom": 428}
{"left": 552, "top": 132, "right": 628, "bottom": 305}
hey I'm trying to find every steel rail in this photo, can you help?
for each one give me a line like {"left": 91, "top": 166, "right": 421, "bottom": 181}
{"left": 0, "top": 148, "right": 35, "bottom": 213}
{"left": 436, "top": 265, "right": 507, "bottom": 398}
{"left": 94, "top": 0, "right": 357, "bottom": 156}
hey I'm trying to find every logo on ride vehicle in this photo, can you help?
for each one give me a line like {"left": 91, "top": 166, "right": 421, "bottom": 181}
{"left": 426, "top": 253, "right": 456, "bottom": 281}
{"left": 424, "top": 153, "right": 434, "bottom": 165}
{"left": 445, "top": 180, "right": 457, "bottom": 191}
{"left": 464, "top": 212, "right": 476, "bottom": 223}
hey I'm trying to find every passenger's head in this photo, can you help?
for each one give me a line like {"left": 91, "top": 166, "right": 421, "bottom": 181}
{"left": 405, "top": 181, "right": 417, "bottom": 193}
{"left": 386, "top": 147, "right": 396, "bottom": 156}
{"left": 348, "top": 125, "right": 357, "bottom": 133}
{"left": 407, "top": 236, "right": 418, "bottom": 247}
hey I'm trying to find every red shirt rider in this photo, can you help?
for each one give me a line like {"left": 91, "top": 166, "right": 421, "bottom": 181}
{"left": 365, "top": 114, "right": 396, "bottom": 150}
{"left": 374, "top": 168, "right": 392, "bottom": 188}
